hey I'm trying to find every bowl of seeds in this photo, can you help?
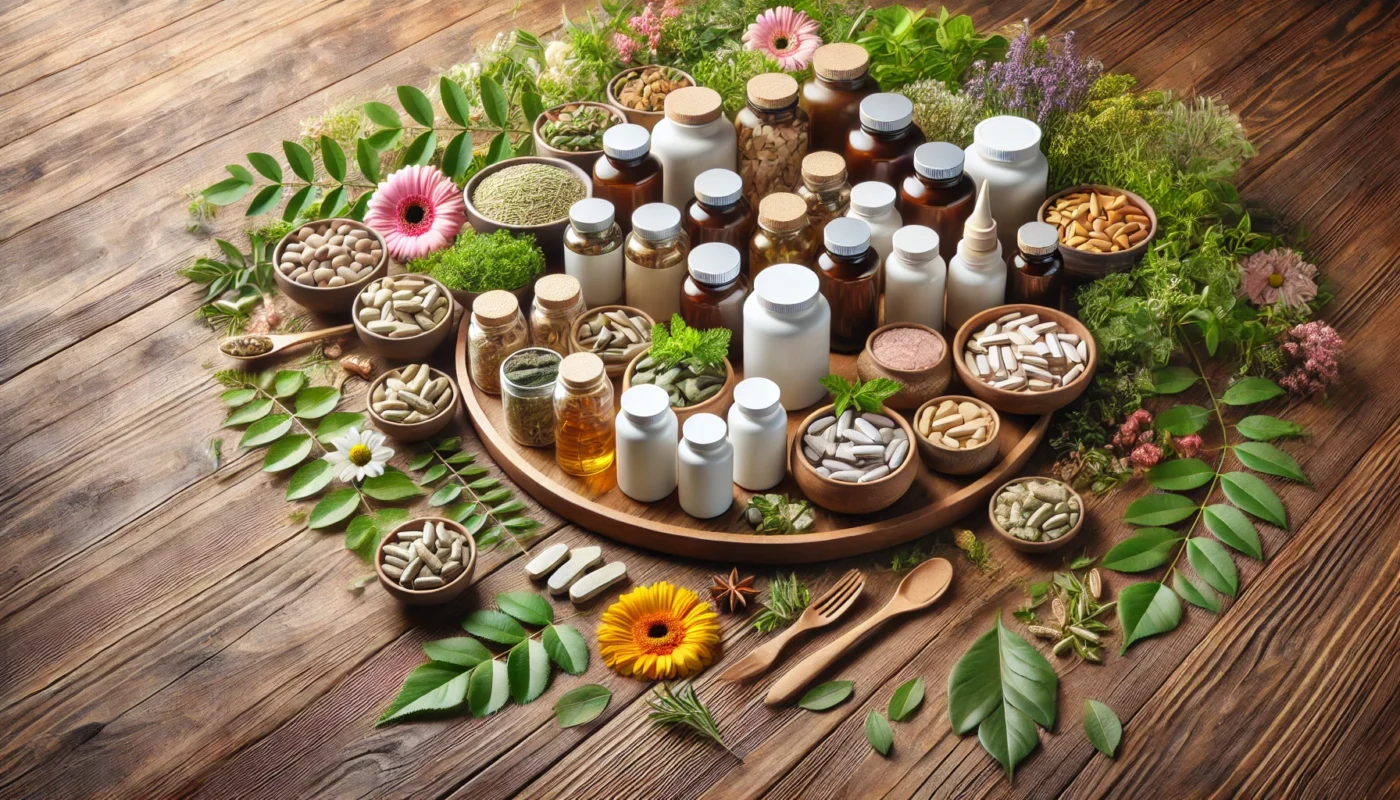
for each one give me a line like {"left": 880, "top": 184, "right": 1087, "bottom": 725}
{"left": 533, "top": 101, "right": 623, "bottom": 170}
{"left": 607, "top": 64, "right": 695, "bottom": 130}
{"left": 791, "top": 405, "right": 918, "bottom": 515}
{"left": 952, "top": 304, "right": 1098, "bottom": 415}
{"left": 912, "top": 395, "right": 1001, "bottom": 475}
{"left": 376, "top": 517, "right": 478, "bottom": 604}
{"left": 989, "top": 477, "right": 1084, "bottom": 553}
{"left": 352, "top": 274, "right": 456, "bottom": 361}
{"left": 272, "top": 218, "right": 389, "bottom": 313}
{"left": 1038, "top": 184, "right": 1157, "bottom": 279}
{"left": 568, "top": 305, "right": 655, "bottom": 378}
{"left": 366, "top": 363, "right": 458, "bottom": 442}
{"left": 463, "top": 156, "right": 592, "bottom": 264}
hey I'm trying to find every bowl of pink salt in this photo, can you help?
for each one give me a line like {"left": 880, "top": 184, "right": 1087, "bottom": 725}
{"left": 856, "top": 322, "right": 952, "bottom": 411}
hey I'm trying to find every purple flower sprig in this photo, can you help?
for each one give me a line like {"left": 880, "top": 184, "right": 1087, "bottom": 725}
{"left": 966, "top": 24, "right": 1102, "bottom": 130}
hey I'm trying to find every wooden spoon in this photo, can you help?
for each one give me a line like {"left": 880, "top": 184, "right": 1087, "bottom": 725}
{"left": 218, "top": 324, "right": 354, "bottom": 361}
{"left": 765, "top": 558, "right": 954, "bottom": 706}
{"left": 719, "top": 569, "right": 865, "bottom": 683}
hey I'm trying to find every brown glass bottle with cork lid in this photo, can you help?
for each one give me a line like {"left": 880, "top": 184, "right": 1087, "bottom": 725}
{"left": 736, "top": 72, "right": 810, "bottom": 208}
{"left": 795, "top": 150, "right": 852, "bottom": 238}
{"left": 801, "top": 43, "right": 879, "bottom": 154}
{"left": 749, "top": 192, "right": 819, "bottom": 281}
{"left": 1009, "top": 221, "right": 1065, "bottom": 308}
{"left": 817, "top": 216, "right": 881, "bottom": 353}
{"left": 898, "top": 141, "right": 976, "bottom": 264}
{"left": 844, "top": 93, "right": 926, "bottom": 185}
{"left": 593, "top": 123, "right": 663, "bottom": 238}
{"left": 684, "top": 168, "right": 756, "bottom": 271}
{"left": 681, "top": 242, "right": 749, "bottom": 362}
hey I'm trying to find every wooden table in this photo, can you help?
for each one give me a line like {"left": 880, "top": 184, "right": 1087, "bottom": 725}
{"left": 3, "top": 1, "right": 1397, "bottom": 797}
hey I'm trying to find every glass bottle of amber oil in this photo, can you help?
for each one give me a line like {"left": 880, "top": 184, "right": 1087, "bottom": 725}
{"left": 554, "top": 352, "right": 616, "bottom": 476}
{"left": 749, "top": 192, "right": 818, "bottom": 281}
{"left": 681, "top": 242, "right": 749, "bottom": 361}
{"left": 800, "top": 43, "right": 879, "bottom": 153}
{"left": 625, "top": 202, "right": 690, "bottom": 323}
{"left": 684, "top": 168, "right": 756, "bottom": 270}
{"left": 795, "top": 151, "right": 852, "bottom": 237}
{"left": 817, "top": 216, "right": 881, "bottom": 353}
{"left": 898, "top": 141, "right": 976, "bottom": 264}
{"left": 736, "top": 72, "right": 809, "bottom": 207}
{"left": 593, "top": 123, "right": 663, "bottom": 238}
{"left": 844, "top": 93, "right": 926, "bottom": 185}
{"left": 1009, "top": 221, "right": 1064, "bottom": 308}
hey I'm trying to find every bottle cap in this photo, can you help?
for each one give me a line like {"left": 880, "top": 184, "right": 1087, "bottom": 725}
{"left": 961, "top": 180, "right": 998, "bottom": 252}
{"left": 859, "top": 93, "right": 914, "bottom": 133}
{"left": 688, "top": 242, "right": 742, "bottom": 286}
{"left": 621, "top": 383, "right": 671, "bottom": 423}
{"left": 849, "top": 181, "right": 896, "bottom": 217}
{"left": 812, "top": 43, "right": 869, "bottom": 81}
{"left": 569, "top": 197, "right": 616, "bottom": 232}
{"left": 1017, "top": 221, "right": 1059, "bottom": 256}
{"left": 746, "top": 72, "right": 799, "bottom": 110}
{"left": 472, "top": 290, "right": 519, "bottom": 324}
{"left": 801, "top": 151, "right": 847, "bottom": 190}
{"left": 733, "top": 377, "right": 781, "bottom": 417}
{"left": 973, "top": 115, "right": 1043, "bottom": 163}
{"left": 892, "top": 225, "right": 940, "bottom": 263}
{"left": 603, "top": 123, "right": 651, "bottom": 160}
{"left": 757, "top": 192, "right": 808, "bottom": 232}
{"left": 682, "top": 412, "right": 728, "bottom": 449}
{"left": 664, "top": 86, "right": 724, "bottom": 125}
{"left": 534, "top": 274, "right": 582, "bottom": 309}
{"left": 631, "top": 203, "right": 683, "bottom": 240}
{"left": 755, "top": 264, "right": 820, "bottom": 314}
{"left": 559, "top": 352, "right": 606, "bottom": 390}
{"left": 693, "top": 168, "right": 743, "bottom": 208}
{"left": 914, "top": 142, "right": 965, "bottom": 180}
{"left": 824, "top": 216, "right": 871, "bottom": 257}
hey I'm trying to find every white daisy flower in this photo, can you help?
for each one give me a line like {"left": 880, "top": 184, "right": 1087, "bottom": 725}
{"left": 324, "top": 427, "right": 394, "bottom": 483}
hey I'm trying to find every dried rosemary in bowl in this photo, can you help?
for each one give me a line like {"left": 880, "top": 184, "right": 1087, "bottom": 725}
{"left": 472, "top": 164, "right": 586, "bottom": 226}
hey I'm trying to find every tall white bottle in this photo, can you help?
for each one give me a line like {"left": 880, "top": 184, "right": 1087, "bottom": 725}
{"left": 677, "top": 413, "right": 734, "bottom": 519}
{"left": 945, "top": 180, "right": 1005, "bottom": 330}
{"left": 882, "top": 224, "right": 946, "bottom": 330}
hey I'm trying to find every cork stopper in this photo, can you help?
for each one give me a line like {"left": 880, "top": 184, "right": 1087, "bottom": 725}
{"left": 758, "top": 192, "right": 809, "bottom": 232}
{"left": 560, "top": 352, "right": 606, "bottom": 390}
{"left": 812, "top": 43, "right": 869, "bottom": 81}
{"left": 665, "top": 86, "right": 723, "bottom": 125}
{"left": 534, "top": 274, "right": 582, "bottom": 309}
{"left": 472, "top": 290, "right": 519, "bottom": 325}
{"left": 746, "top": 73, "right": 799, "bottom": 110}
{"left": 802, "top": 151, "right": 847, "bottom": 190}
{"left": 962, "top": 180, "right": 998, "bottom": 253}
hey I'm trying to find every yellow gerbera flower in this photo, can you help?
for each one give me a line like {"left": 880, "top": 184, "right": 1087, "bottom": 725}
{"left": 597, "top": 582, "right": 720, "bottom": 680}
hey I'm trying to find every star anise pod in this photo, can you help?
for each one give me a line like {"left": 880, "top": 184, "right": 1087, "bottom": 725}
{"left": 709, "top": 568, "right": 757, "bottom": 613}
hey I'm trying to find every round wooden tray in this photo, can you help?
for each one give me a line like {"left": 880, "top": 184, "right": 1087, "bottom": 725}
{"left": 454, "top": 324, "right": 1049, "bottom": 563}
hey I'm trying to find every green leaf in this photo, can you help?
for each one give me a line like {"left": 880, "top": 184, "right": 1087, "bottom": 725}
{"left": 1117, "top": 582, "right": 1181, "bottom": 652}
{"left": 497, "top": 591, "right": 554, "bottom": 626}
{"left": 503, "top": 516, "right": 540, "bottom": 533}
{"left": 319, "top": 135, "right": 346, "bottom": 182}
{"left": 220, "top": 388, "right": 257, "bottom": 407}
{"left": 507, "top": 639, "right": 552, "bottom": 704}
{"left": 355, "top": 137, "right": 381, "bottom": 184}
{"left": 245, "top": 184, "right": 283, "bottom": 217}
{"left": 865, "top": 710, "right": 893, "bottom": 757}
{"left": 396, "top": 85, "right": 435, "bottom": 127}
{"left": 272, "top": 370, "right": 306, "bottom": 398}
{"left": 467, "top": 658, "right": 510, "bottom": 717}
{"left": 1222, "top": 377, "right": 1284, "bottom": 406}
{"left": 366, "top": 128, "right": 403, "bottom": 151}
{"left": 441, "top": 132, "right": 471, "bottom": 184}
{"left": 1146, "top": 458, "right": 1214, "bottom": 491}
{"left": 485, "top": 131, "right": 511, "bottom": 165}
{"left": 286, "top": 459, "right": 334, "bottom": 500}
{"left": 315, "top": 412, "right": 365, "bottom": 444}
{"left": 222, "top": 398, "right": 272, "bottom": 429}
{"left": 202, "top": 176, "right": 252, "bottom": 205}
{"left": 429, "top": 483, "right": 463, "bottom": 507}
{"left": 445, "top": 450, "right": 475, "bottom": 464}
{"left": 377, "top": 662, "right": 470, "bottom": 725}
{"left": 948, "top": 613, "right": 1057, "bottom": 734}
{"left": 462, "top": 609, "right": 526, "bottom": 645}
{"left": 1122, "top": 493, "right": 1197, "bottom": 527}
{"left": 246, "top": 152, "right": 283, "bottom": 183}
{"left": 888, "top": 677, "right": 925, "bottom": 722}
{"left": 542, "top": 624, "right": 589, "bottom": 675}
{"left": 344, "top": 514, "right": 379, "bottom": 561}
{"left": 478, "top": 75, "right": 509, "bottom": 128}
{"left": 469, "top": 477, "right": 501, "bottom": 491}
{"left": 440, "top": 77, "right": 471, "bottom": 126}
{"left": 361, "top": 471, "right": 424, "bottom": 502}
{"left": 409, "top": 452, "right": 435, "bottom": 470}
{"left": 282, "top": 185, "right": 315, "bottom": 222}
{"left": 1154, "top": 405, "right": 1210, "bottom": 436}
{"left": 262, "top": 434, "right": 312, "bottom": 472}
{"left": 308, "top": 489, "right": 361, "bottom": 529}
{"left": 1172, "top": 572, "right": 1221, "bottom": 613}
{"left": 403, "top": 130, "right": 437, "bottom": 167}
{"left": 1233, "top": 441, "right": 1308, "bottom": 484}
{"left": 423, "top": 637, "right": 492, "bottom": 668}
{"left": 320, "top": 186, "right": 348, "bottom": 219}
{"left": 554, "top": 684, "right": 611, "bottom": 728}
{"left": 283, "top": 140, "right": 315, "bottom": 182}
{"left": 1150, "top": 366, "right": 1198, "bottom": 394}
{"left": 1220, "top": 472, "right": 1288, "bottom": 529}
{"left": 977, "top": 703, "right": 1036, "bottom": 780}
{"left": 444, "top": 503, "right": 478, "bottom": 524}
{"left": 293, "top": 386, "right": 340, "bottom": 419}
{"left": 1236, "top": 414, "right": 1305, "bottom": 442}
{"left": 462, "top": 514, "right": 488, "bottom": 535}
{"left": 421, "top": 463, "right": 449, "bottom": 483}
{"left": 363, "top": 101, "right": 402, "bottom": 129}
{"left": 799, "top": 680, "right": 854, "bottom": 711}
{"left": 478, "top": 487, "right": 512, "bottom": 504}
{"left": 240, "top": 414, "right": 292, "bottom": 447}
{"left": 1202, "top": 504, "right": 1263, "bottom": 560}
{"left": 1100, "top": 528, "right": 1181, "bottom": 573}
{"left": 1082, "top": 700, "right": 1122, "bottom": 758}
{"left": 521, "top": 91, "right": 545, "bottom": 124}
{"left": 1187, "top": 538, "right": 1238, "bottom": 597}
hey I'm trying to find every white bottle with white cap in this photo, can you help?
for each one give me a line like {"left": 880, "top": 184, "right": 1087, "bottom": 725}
{"left": 946, "top": 180, "right": 1006, "bottom": 330}
{"left": 615, "top": 383, "right": 679, "bottom": 502}
{"left": 844, "top": 181, "right": 902, "bottom": 266}
{"left": 743, "top": 263, "right": 831, "bottom": 410}
{"left": 962, "top": 115, "right": 1048, "bottom": 255}
{"left": 883, "top": 224, "right": 947, "bottom": 330}
{"left": 564, "top": 198, "right": 625, "bottom": 307}
{"left": 727, "top": 377, "right": 787, "bottom": 491}
{"left": 677, "top": 413, "right": 734, "bottom": 519}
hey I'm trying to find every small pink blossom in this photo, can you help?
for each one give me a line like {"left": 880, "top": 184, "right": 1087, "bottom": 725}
{"left": 742, "top": 7, "right": 823, "bottom": 70}
{"left": 1129, "top": 409, "right": 1153, "bottom": 428}
{"left": 628, "top": 2, "right": 666, "bottom": 53}
{"left": 1130, "top": 443, "right": 1163, "bottom": 469}
{"left": 1174, "top": 434, "right": 1203, "bottom": 459}
{"left": 1279, "top": 320, "right": 1343, "bottom": 397}
{"left": 1238, "top": 248, "right": 1318, "bottom": 310}
{"left": 612, "top": 32, "right": 639, "bottom": 64}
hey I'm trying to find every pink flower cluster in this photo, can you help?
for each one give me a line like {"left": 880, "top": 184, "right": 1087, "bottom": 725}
{"left": 612, "top": 0, "right": 680, "bottom": 63}
{"left": 1107, "top": 408, "right": 1164, "bottom": 468}
{"left": 1174, "top": 434, "right": 1204, "bottom": 459}
{"left": 1279, "top": 321, "right": 1343, "bottom": 397}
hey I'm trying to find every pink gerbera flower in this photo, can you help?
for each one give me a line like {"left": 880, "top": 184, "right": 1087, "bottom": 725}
{"left": 363, "top": 165, "right": 466, "bottom": 262}
{"left": 742, "top": 7, "right": 822, "bottom": 70}
{"left": 1237, "top": 248, "right": 1318, "bottom": 310}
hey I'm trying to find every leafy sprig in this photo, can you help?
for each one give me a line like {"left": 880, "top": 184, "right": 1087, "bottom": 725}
{"left": 857, "top": 6, "right": 1008, "bottom": 90}
{"left": 179, "top": 234, "right": 276, "bottom": 335}
{"left": 819, "top": 375, "right": 902, "bottom": 418}
{"left": 406, "top": 437, "right": 543, "bottom": 554}
{"left": 744, "top": 494, "right": 814, "bottom": 535}
{"left": 751, "top": 573, "right": 811, "bottom": 633}
{"left": 649, "top": 314, "right": 731, "bottom": 372}
{"left": 646, "top": 683, "right": 738, "bottom": 758}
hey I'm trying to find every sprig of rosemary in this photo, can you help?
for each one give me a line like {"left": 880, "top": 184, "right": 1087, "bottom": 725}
{"left": 751, "top": 573, "right": 811, "bottom": 633}
{"left": 819, "top": 375, "right": 902, "bottom": 417}
{"left": 646, "top": 683, "right": 739, "bottom": 759}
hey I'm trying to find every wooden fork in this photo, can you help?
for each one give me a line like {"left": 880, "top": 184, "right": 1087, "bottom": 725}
{"left": 718, "top": 569, "right": 865, "bottom": 683}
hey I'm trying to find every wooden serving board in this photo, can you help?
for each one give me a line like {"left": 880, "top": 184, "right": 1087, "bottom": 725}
{"left": 454, "top": 323, "right": 1050, "bottom": 563}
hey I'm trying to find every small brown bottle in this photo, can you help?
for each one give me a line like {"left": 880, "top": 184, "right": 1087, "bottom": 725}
{"left": 684, "top": 168, "right": 756, "bottom": 272}
{"left": 1009, "top": 221, "right": 1064, "bottom": 308}
{"left": 592, "top": 123, "right": 663, "bottom": 238}
{"left": 817, "top": 216, "right": 881, "bottom": 353}
{"left": 681, "top": 242, "right": 749, "bottom": 362}
{"left": 749, "top": 192, "right": 819, "bottom": 281}
{"left": 801, "top": 43, "right": 879, "bottom": 154}
{"left": 897, "top": 142, "right": 976, "bottom": 264}
{"left": 844, "top": 93, "right": 926, "bottom": 185}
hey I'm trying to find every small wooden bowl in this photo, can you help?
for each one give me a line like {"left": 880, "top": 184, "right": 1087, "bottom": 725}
{"left": 1038, "top": 184, "right": 1158, "bottom": 280}
{"left": 463, "top": 156, "right": 592, "bottom": 265}
{"left": 352, "top": 275, "right": 457, "bottom": 361}
{"left": 606, "top": 64, "right": 697, "bottom": 131}
{"left": 912, "top": 395, "right": 1001, "bottom": 476}
{"left": 568, "top": 305, "right": 654, "bottom": 378}
{"left": 376, "top": 517, "right": 477, "bottom": 605}
{"left": 271, "top": 218, "right": 390, "bottom": 314}
{"left": 790, "top": 404, "right": 918, "bottom": 515}
{"left": 621, "top": 352, "right": 736, "bottom": 425}
{"left": 365, "top": 366, "right": 458, "bottom": 442}
{"left": 855, "top": 323, "right": 952, "bottom": 410}
{"left": 952, "top": 303, "right": 1098, "bottom": 415}
{"left": 532, "top": 101, "right": 624, "bottom": 170}
{"left": 988, "top": 477, "right": 1085, "bottom": 553}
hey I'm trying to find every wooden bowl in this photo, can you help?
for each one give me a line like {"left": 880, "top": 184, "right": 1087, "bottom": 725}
{"left": 952, "top": 303, "right": 1098, "bottom": 415}
{"left": 375, "top": 517, "right": 477, "bottom": 605}
{"left": 568, "top": 305, "right": 654, "bottom": 378}
{"left": 855, "top": 322, "right": 952, "bottom": 410}
{"left": 365, "top": 366, "right": 458, "bottom": 442}
{"left": 352, "top": 274, "right": 457, "bottom": 361}
{"left": 988, "top": 477, "right": 1085, "bottom": 553}
{"left": 790, "top": 404, "right": 918, "bottom": 515}
{"left": 912, "top": 395, "right": 1000, "bottom": 476}
{"left": 532, "top": 101, "right": 624, "bottom": 170}
{"left": 271, "top": 218, "right": 390, "bottom": 314}
{"left": 606, "top": 64, "right": 697, "bottom": 131}
{"left": 621, "top": 352, "right": 736, "bottom": 425}
{"left": 1038, "top": 184, "right": 1158, "bottom": 280}
{"left": 463, "top": 156, "right": 592, "bottom": 265}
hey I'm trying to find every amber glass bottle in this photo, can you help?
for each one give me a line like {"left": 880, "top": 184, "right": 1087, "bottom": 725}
{"left": 795, "top": 150, "right": 852, "bottom": 238}
{"left": 800, "top": 43, "right": 879, "bottom": 154}
{"left": 592, "top": 123, "right": 663, "bottom": 238}
{"left": 844, "top": 93, "right": 926, "bottom": 185}
{"left": 1009, "top": 222, "right": 1065, "bottom": 308}
{"left": 681, "top": 242, "right": 749, "bottom": 362}
{"left": 554, "top": 352, "right": 616, "bottom": 476}
{"left": 684, "top": 168, "right": 756, "bottom": 272}
{"left": 897, "top": 141, "right": 976, "bottom": 264}
{"left": 748, "top": 192, "right": 819, "bottom": 281}
{"left": 817, "top": 216, "right": 881, "bottom": 353}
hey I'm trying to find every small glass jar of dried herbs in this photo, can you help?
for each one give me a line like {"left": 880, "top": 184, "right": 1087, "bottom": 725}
{"left": 501, "top": 348, "right": 562, "bottom": 447}
{"left": 468, "top": 290, "right": 530, "bottom": 395}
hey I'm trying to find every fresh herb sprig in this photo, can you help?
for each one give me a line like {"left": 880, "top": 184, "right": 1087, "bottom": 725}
{"left": 646, "top": 683, "right": 739, "bottom": 758}
{"left": 857, "top": 6, "right": 1008, "bottom": 90}
{"left": 408, "top": 436, "right": 544, "bottom": 555}
{"left": 180, "top": 234, "right": 276, "bottom": 335}
{"left": 649, "top": 314, "right": 731, "bottom": 372}
{"left": 819, "top": 374, "right": 902, "bottom": 417}
{"left": 744, "top": 494, "right": 815, "bottom": 535}
{"left": 1016, "top": 562, "right": 1116, "bottom": 663}
{"left": 751, "top": 573, "right": 811, "bottom": 633}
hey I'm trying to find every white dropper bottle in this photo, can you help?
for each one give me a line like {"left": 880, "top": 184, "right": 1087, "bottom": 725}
{"left": 945, "top": 180, "right": 1006, "bottom": 330}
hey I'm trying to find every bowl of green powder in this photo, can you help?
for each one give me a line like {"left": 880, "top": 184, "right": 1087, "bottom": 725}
{"left": 464, "top": 156, "right": 591, "bottom": 265}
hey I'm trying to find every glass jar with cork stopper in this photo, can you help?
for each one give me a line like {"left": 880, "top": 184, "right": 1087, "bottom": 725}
{"left": 749, "top": 192, "right": 819, "bottom": 281}
{"left": 897, "top": 141, "right": 977, "bottom": 264}
{"left": 468, "top": 290, "right": 530, "bottom": 395}
{"left": 564, "top": 197, "right": 625, "bottom": 307}
{"left": 529, "top": 273, "right": 586, "bottom": 356}
{"left": 650, "top": 86, "right": 738, "bottom": 210}
{"left": 801, "top": 43, "right": 879, "bottom": 154}
{"left": 817, "top": 216, "right": 881, "bottom": 353}
{"left": 625, "top": 202, "right": 690, "bottom": 323}
{"left": 553, "top": 352, "right": 616, "bottom": 476}
{"left": 795, "top": 151, "right": 852, "bottom": 237}
{"left": 681, "top": 242, "right": 749, "bottom": 362}
{"left": 844, "top": 93, "right": 926, "bottom": 185}
{"left": 1009, "top": 221, "right": 1064, "bottom": 308}
{"left": 683, "top": 168, "right": 756, "bottom": 270}
{"left": 736, "top": 72, "right": 809, "bottom": 208}
{"left": 593, "top": 123, "right": 663, "bottom": 238}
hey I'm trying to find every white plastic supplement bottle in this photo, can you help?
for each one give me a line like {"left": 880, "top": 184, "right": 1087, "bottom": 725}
{"left": 615, "top": 383, "right": 679, "bottom": 503}
{"left": 651, "top": 87, "right": 739, "bottom": 210}
{"left": 962, "top": 115, "right": 1048, "bottom": 256}
{"left": 677, "top": 413, "right": 734, "bottom": 519}
{"left": 883, "top": 224, "right": 946, "bottom": 330}
{"left": 945, "top": 180, "right": 1005, "bottom": 330}
{"left": 727, "top": 377, "right": 787, "bottom": 491}
{"left": 845, "top": 181, "right": 902, "bottom": 267}
{"left": 563, "top": 198, "right": 625, "bottom": 307}
{"left": 743, "top": 263, "right": 831, "bottom": 410}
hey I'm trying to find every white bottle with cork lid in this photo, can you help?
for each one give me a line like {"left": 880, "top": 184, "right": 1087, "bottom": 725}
{"left": 727, "top": 377, "right": 787, "bottom": 491}
{"left": 743, "top": 263, "right": 831, "bottom": 410}
{"left": 615, "top": 383, "right": 679, "bottom": 502}
{"left": 651, "top": 86, "right": 739, "bottom": 209}
{"left": 962, "top": 115, "right": 1049, "bottom": 255}
{"left": 946, "top": 180, "right": 1006, "bottom": 330}
{"left": 844, "top": 181, "right": 902, "bottom": 266}
{"left": 883, "top": 224, "right": 947, "bottom": 330}
{"left": 677, "top": 413, "right": 734, "bottom": 519}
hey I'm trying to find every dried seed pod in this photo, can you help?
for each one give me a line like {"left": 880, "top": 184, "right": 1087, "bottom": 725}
{"left": 1068, "top": 625, "right": 1101, "bottom": 644}
{"left": 1051, "top": 597, "right": 1068, "bottom": 627}
{"left": 1088, "top": 568, "right": 1103, "bottom": 600}
{"left": 1027, "top": 625, "right": 1061, "bottom": 640}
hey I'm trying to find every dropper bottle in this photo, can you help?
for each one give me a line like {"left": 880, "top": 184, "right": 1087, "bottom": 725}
{"left": 945, "top": 180, "right": 1006, "bottom": 330}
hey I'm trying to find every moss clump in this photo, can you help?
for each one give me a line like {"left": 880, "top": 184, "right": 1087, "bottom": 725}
{"left": 407, "top": 229, "right": 544, "bottom": 293}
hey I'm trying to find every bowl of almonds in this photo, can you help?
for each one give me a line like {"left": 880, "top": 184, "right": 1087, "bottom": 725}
{"left": 1038, "top": 184, "right": 1157, "bottom": 279}
{"left": 912, "top": 395, "right": 1001, "bottom": 475}
{"left": 606, "top": 64, "right": 695, "bottom": 130}
{"left": 376, "top": 517, "right": 477, "bottom": 605}
{"left": 272, "top": 218, "right": 389, "bottom": 313}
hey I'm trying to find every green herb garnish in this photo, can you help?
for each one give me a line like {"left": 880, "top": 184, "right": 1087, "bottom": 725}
{"left": 407, "top": 229, "right": 544, "bottom": 293}
{"left": 646, "top": 683, "right": 737, "bottom": 757}
{"left": 649, "top": 314, "right": 730, "bottom": 372}
{"left": 744, "top": 494, "right": 815, "bottom": 535}
{"left": 819, "top": 374, "right": 903, "bottom": 417}
{"left": 751, "top": 573, "right": 812, "bottom": 633}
